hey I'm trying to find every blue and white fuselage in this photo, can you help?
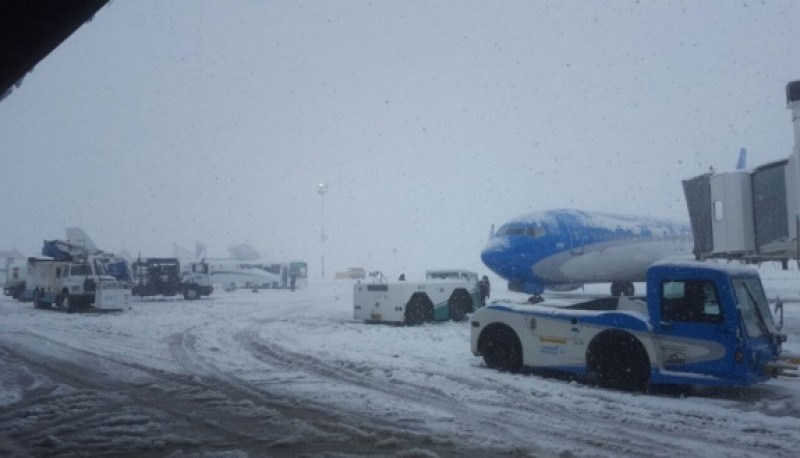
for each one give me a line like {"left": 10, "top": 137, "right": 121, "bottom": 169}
{"left": 481, "top": 209, "right": 693, "bottom": 296}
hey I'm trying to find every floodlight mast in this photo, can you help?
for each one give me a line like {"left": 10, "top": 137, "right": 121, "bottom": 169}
{"left": 317, "top": 183, "right": 329, "bottom": 279}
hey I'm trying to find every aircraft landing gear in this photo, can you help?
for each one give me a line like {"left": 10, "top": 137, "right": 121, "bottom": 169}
{"left": 527, "top": 295, "right": 544, "bottom": 304}
{"left": 611, "top": 281, "right": 635, "bottom": 296}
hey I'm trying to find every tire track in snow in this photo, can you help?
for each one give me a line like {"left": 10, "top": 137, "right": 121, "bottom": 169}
{"left": 232, "top": 323, "right": 800, "bottom": 458}
{"left": 232, "top": 326, "right": 657, "bottom": 457}
{"left": 0, "top": 323, "right": 459, "bottom": 456}
{"left": 166, "top": 325, "right": 501, "bottom": 457}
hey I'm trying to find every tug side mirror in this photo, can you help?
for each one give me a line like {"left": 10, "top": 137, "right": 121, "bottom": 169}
{"left": 774, "top": 296, "right": 785, "bottom": 331}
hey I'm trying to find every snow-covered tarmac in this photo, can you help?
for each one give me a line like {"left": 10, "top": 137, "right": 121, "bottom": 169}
{"left": 2, "top": 266, "right": 800, "bottom": 457}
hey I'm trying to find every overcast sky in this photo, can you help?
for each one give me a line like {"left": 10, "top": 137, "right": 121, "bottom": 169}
{"left": 1, "top": 1, "right": 799, "bottom": 278}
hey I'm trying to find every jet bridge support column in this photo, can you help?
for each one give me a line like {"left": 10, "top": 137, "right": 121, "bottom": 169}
{"left": 784, "top": 81, "right": 800, "bottom": 256}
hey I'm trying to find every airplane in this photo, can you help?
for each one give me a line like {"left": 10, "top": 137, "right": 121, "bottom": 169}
{"left": 481, "top": 209, "right": 693, "bottom": 300}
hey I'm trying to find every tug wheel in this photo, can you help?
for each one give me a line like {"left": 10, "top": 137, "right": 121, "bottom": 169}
{"left": 404, "top": 294, "right": 433, "bottom": 326}
{"left": 587, "top": 330, "right": 650, "bottom": 391}
{"left": 479, "top": 324, "right": 523, "bottom": 372}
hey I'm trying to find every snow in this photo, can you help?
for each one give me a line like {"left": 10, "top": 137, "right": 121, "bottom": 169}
{"left": 1, "top": 266, "right": 800, "bottom": 457}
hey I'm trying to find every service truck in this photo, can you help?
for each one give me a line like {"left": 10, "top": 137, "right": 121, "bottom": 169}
{"left": 3, "top": 257, "right": 27, "bottom": 299}
{"left": 354, "top": 269, "right": 482, "bottom": 325}
{"left": 471, "top": 261, "right": 796, "bottom": 390}
{"left": 131, "top": 257, "right": 213, "bottom": 300}
{"left": 27, "top": 256, "right": 131, "bottom": 312}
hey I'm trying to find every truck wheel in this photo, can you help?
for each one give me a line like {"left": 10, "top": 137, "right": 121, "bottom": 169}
{"left": 587, "top": 330, "right": 650, "bottom": 391}
{"left": 404, "top": 294, "right": 433, "bottom": 326}
{"left": 479, "top": 325, "right": 522, "bottom": 372}
{"left": 32, "top": 289, "right": 41, "bottom": 309}
{"left": 448, "top": 290, "right": 472, "bottom": 321}
{"left": 183, "top": 287, "right": 199, "bottom": 300}
{"left": 12, "top": 282, "right": 25, "bottom": 300}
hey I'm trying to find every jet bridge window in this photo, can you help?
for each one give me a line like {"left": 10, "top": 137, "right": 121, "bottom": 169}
{"left": 661, "top": 280, "right": 722, "bottom": 323}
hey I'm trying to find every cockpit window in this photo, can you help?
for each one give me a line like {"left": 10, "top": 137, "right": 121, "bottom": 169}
{"left": 526, "top": 227, "right": 546, "bottom": 238}
{"left": 496, "top": 225, "right": 546, "bottom": 238}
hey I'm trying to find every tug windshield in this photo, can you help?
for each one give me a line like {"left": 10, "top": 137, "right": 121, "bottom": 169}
{"left": 732, "top": 277, "right": 777, "bottom": 338}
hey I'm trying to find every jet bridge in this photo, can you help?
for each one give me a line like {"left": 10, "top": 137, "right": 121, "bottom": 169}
{"left": 682, "top": 80, "right": 800, "bottom": 266}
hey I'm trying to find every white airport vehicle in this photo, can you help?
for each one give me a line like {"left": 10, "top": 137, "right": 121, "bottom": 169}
{"left": 181, "top": 261, "right": 214, "bottom": 298}
{"left": 131, "top": 257, "right": 213, "bottom": 300}
{"left": 26, "top": 256, "right": 131, "bottom": 312}
{"left": 259, "top": 261, "right": 308, "bottom": 290}
{"left": 3, "top": 257, "right": 27, "bottom": 299}
{"left": 354, "top": 269, "right": 482, "bottom": 325}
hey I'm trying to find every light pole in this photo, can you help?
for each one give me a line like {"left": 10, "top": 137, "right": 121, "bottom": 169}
{"left": 317, "top": 182, "right": 328, "bottom": 280}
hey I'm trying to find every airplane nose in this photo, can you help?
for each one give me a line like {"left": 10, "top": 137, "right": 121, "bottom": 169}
{"left": 481, "top": 237, "right": 530, "bottom": 280}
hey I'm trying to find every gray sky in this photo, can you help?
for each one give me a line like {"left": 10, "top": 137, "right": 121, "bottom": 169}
{"left": 1, "top": 0, "right": 799, "bottom": 278}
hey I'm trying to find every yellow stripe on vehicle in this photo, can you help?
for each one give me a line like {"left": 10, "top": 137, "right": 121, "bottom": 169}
{"left": 539, "top": 336, "right": 568, "bottom": 344}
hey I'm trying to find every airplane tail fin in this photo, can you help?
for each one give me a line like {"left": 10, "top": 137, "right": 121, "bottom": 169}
{"left": 65, "top": 227, "right": 100, "bottom": 252}
{"left": 195, "top": 241, "right": 207, "bottom": 260}
{"left": 736, "top": 147, "right": 747, "bottom": 170}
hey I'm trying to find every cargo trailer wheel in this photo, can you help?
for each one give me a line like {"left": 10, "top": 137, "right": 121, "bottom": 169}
{"left": 448, "top": 290, "right": 472, "bottom": 321}
{"left": 587, "top": 330, "right": 650, "bottom": 391}
{"left": 479, "top": 325, "right": 522, "bottom": 372}
{"left": 38, "top": 289, "right": 50, "bottom": 309}
{"left": 404, "top": 294, "right": 433, "bottom": 326}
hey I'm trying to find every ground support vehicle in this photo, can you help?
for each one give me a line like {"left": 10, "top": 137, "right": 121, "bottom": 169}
{"left": 132, "top": 258, "right": 212, "bottom": 300}
{"left": 267, "top": 261, "right": 308, "bottom": 290}
{"left": 26, "top": 256, "right": 131, "bottom": 312}
{"left": 3, "top": 257, "right": 27, "bottom": 299}
{"left": 354, "top": 269, "right": 482, "bottom": 325}
{"left": 471, "top": 261, "right": 796, "bottom": 390}
{"left": 181, "top": 261, "right": 214, "bottom": 299}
